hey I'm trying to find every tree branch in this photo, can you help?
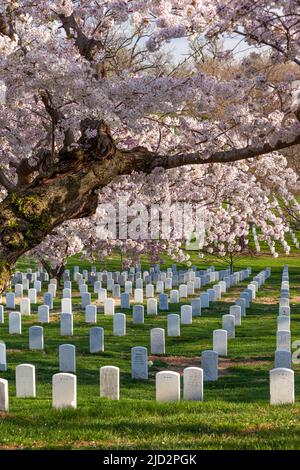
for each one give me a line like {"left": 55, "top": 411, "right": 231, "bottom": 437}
{"left": 58, "top": 12, "right": 103, "bottom": 60}
{"left": 118, "top": 132, "right": 300, "bottom": 174}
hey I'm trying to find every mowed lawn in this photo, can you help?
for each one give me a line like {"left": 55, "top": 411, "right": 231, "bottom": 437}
{"left": 0, "top": 254, "right": 300, "bottom": 450}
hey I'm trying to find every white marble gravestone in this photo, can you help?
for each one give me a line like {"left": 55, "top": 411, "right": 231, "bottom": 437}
{"left": 276, "top": 330, "right": 290, "bottom": 351}
{"left": 59, "top": 344, "right": 76, "bottom": 373}
{"left": 132, "top": 305, "right": 144, "bottom": 324}
{"left": 104, "top": 298, "right": 115, "bottom": 315}
{"left": 113, "top": 313, "right": 126, "bottom": 336}
{"left": 60, "top": 313, "right": 73, "bottom": 336}
{"left": 98, "top": 288, "right": 107, "bottom": 302}
{"left": 100, "top": 366, "right": 119, "bottom": 400}
{"left": 85, "top": 304, "right": 97, "bottom": 323}
{"left": 90, "top": 326, "right": 104, "bottom": 353}
{"left": 201, "top": 350, "right": 218, "bottom": 381}
{"left": 134, "top": 288, "right": 143, "bottom": 304}
{"left": 229, "top": 305, "right": 241, "bottom": 326}
{"left": 20, "top": 297, "right": 31, "bottom": 315}
{"left": 146, "top": 284, "right": 154, "bottom": 298}
{"left": 16, "top": 364, "right": 36, "bottom": 397}
{"left": 61, "top": 298, "right": 72, "bottom": 315}
{"left": 222, "top": 314, "right": 235, "bottom": 339}
{"left": 179, "top": 284, "right": 187, "bottom": 298}
{"left": 131, "top": 346, "right": 148, "bottom": 379}
{"left": 270, "top": 368, "right": 294, "bottom": 405}
{"left": 277, "top": 315, "right": 290, "bottom": 332}
{"left": 183, "top": 367, "right": 203, "bottom": 401}
{"left": 28, "top": 288, "right": 37, "bottom": 304}
{"left": 156, "top": 371, "right": 180, "bottom": 402}
{"left": 0, "top": 342, "right": 7, "bottom": 371}
{"left": 181, "top": 305, "right": 192, "bottom": 325}
{"left": 279, "top": 306, "right": 290, "bottom": 316}
{"left": 167, "top": 314, "right": 180, "bottom": 337}
{"left": 52, "top": 373, "right": 77, "bottom": 409}
{"left": 6, "top": 293, "right": 15, "bottom": 310}
{"left": 170, "top": 290, "right": 179, "bottom": 303}
{"left": 151, "top": 328, "right": 165, "bottom": 354}
{"left": 38, "top": 305, "right": 50, "bottom": 323}
{"left": 15, "top": 284, "right": 23, "bottom": 298}
{"left": 147, "top": 298, "right": 157, "bottom": 315}
{"left": 275, "top": 349, "right": 291, "bottom": 369}
{"left": 9, "top": 312, "right": 21, "bottom": 334}
{"left": 0, "top": 379, "right": 9, "bottom": 411}
{"left": 213, "top": 329, "right": 227, "bottom": 357}
{"left": 29, "top": 326, "right": 44, "bottom": 350}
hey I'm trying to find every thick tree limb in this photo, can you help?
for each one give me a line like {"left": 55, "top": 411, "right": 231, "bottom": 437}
{"left": 118, "top": 132, "right": 300, "bottom": 174}
{"left": 58, "top": 12, "right": 103, "bottom": 60}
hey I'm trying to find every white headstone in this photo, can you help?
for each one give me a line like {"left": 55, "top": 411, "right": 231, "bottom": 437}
{"left": 275, "top": 350, "right": 291, "bottom": 369}
{"left": 179, "top": 284, "right": 187, "bottom": 298}
{"left": 270, "top": 368, "right": 294, "bottom": 405}
{"left": 104, "top": 298, "right": 115, "bottom": 315}
{"left": 0, "top": 342, "right": 7, "bottom": 371}
{"left": 29, "top": 326, "right": 44, "bottom": 350}
{"left": 9, "top": 312, "right": 21, "bottom": 334}
{"left": 6, "top": 293, "right": 15, "bottom": 309}
{"left": 131, "top": 346, "right": 148, "bottom": 379}
{"left": 98, "top": 288, "right": 107, "bottom": 302}
{"left": 60, "top": 313, "right": 73, "bottom": 336}
{"left": 213, "top": 329, "right": 227, "bottom": 357}
{"left": 132, "top": 305, "right": 144, "bottom": 324}
{"left": 90, "top": 327, "right": 104, "bottom": 353}
{"left": 59, "top": 344, "right": 76, "bottom": 373}
{"left": 100, "top": 366, "right": 119, "bottom": 400}
{"left": 38, "top": 305, "right": 50, "bottom": 323}
{"left": 277, "top": 315, "right": 290, "bottom": 332}
{"left": 183, "top": 367, "right": 203, "bottom": 401}
{"left": 156, "top": 371, "right": 180, "bottom": 402}
{"left": 16, "top": 364, "right": 36, "bottom": 397}
{"left": 222, "top": 314, "right": 235, "bottom": 339}
{"left": 0, "top": 379, "right": 9, "bottom": 411}
{"left": 85, "top": 304, "right": 97, "bottom": 323}
{"left": 229, "top": 305, "right": 241, "bottom": 326}
{"left": 181, "top": 305, "right": 192, "bottom": 325}
{"left": 61, "top": 298, "right": 72, "bottom": 314}
{"left": 147, "top": 298, "right": 157, "bottom": 315}
{"left": 134, "top": 288, "right": 143, "bottom": 303}
{"left": 167, "top": 314, "right": 180, "bottom": 337}
{"left": 146, "top": 284, "right": 154, "bottom": 298}
{"left": 279, "top": 306, "right": 290, "bottom": 316}
{"left": 151, "top": 328, "right": 165, "bottom": 354}
{"left": 28, "top": 288, "right": 37, "bottom": 304}
{"left": 276, "top": 330, "right": 290, "bottom": 351}
{"left": 52, "top": 373, "right": 77, "bottom": 409}
{"left": 170, "top": 290, "right": 179, "bottom": 303}
{"left": 202, "top": 350, "right": 218, "bottom": 381}
{"left": 20, "top": 297, "right": 31, "bottom": 315}
{"left": 113, "top": 313, "right": 126, "bottom": 336}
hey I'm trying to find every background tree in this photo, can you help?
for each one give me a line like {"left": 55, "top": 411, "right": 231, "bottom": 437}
{"left": 0, "top": 1, "right": 300, "bottom": 289}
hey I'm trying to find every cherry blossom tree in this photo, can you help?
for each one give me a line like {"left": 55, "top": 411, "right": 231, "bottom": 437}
{"left": 0, "top": 0, "right": 300, "bottom": 289}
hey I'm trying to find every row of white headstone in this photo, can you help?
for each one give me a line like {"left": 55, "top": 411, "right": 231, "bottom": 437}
{"left": 0, "top": 267, "right": 257, "bottom": 407}
{"left": 0, "top": 366, "right": 207, "bottom": 410}
{"left": 270, "top": 266, "right": 294, "bottom": 405}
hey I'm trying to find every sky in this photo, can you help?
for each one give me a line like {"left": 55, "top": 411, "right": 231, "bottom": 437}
{"left": 164, "top": 35, "right": 254, "bottom": 64}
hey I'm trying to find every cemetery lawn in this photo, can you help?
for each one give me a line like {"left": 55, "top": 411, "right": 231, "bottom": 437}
{"left": 1, "top": 253, "right": 300, "bottom": 450}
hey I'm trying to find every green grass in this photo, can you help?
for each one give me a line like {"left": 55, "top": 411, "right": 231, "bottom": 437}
{"left": 1, "top": 252, "right": 300, "bottom": 449}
